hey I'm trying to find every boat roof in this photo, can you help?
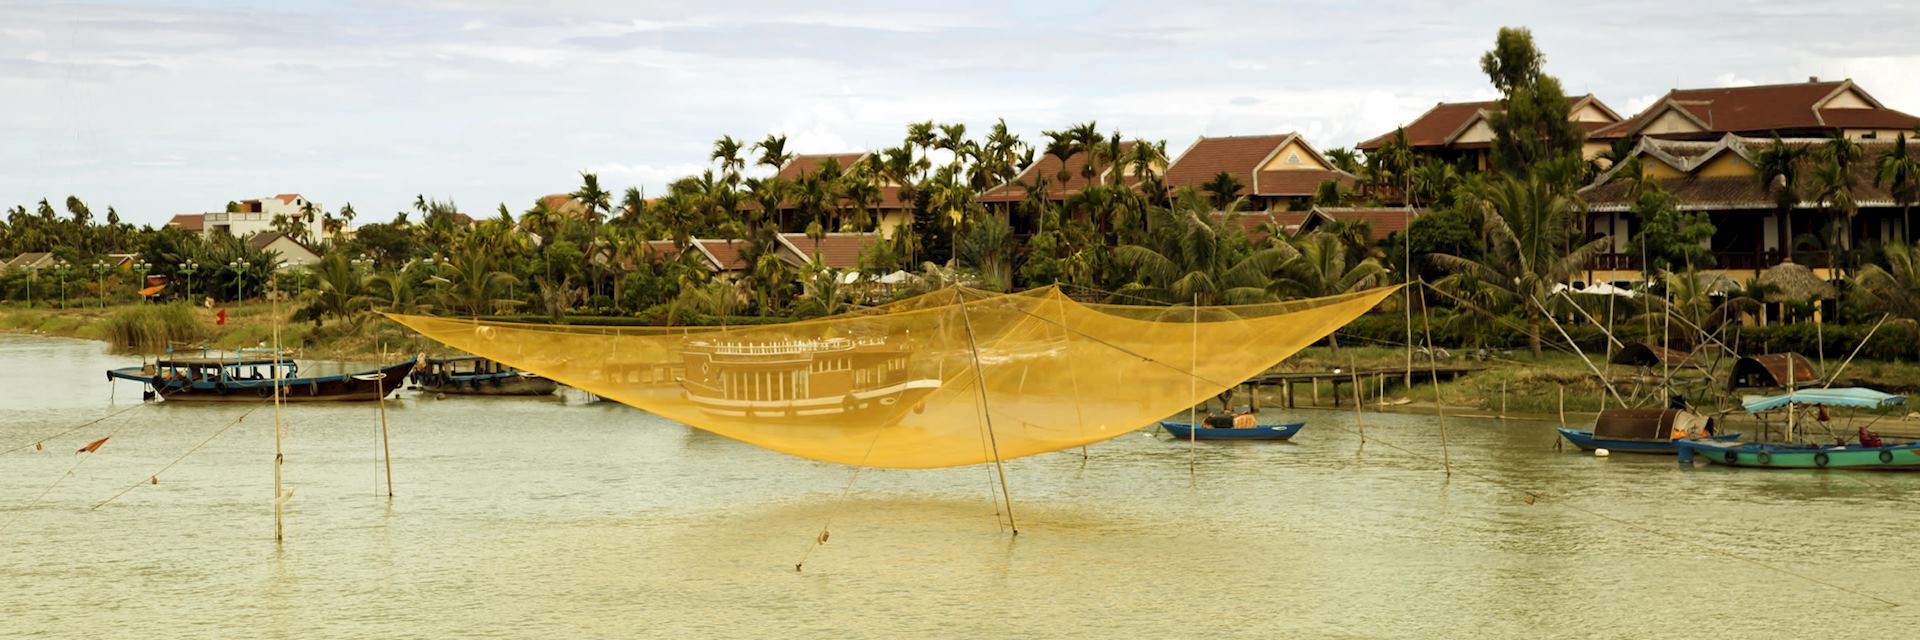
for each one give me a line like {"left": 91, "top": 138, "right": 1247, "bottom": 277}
{"left": 156, "top": 354, "right": 294, "bottom": 367}
{"left": 1742, "top": 387, "right": 1906, "bottom": 413}
{"left": 428, "top": 355, "right": 488, "bottom": 363}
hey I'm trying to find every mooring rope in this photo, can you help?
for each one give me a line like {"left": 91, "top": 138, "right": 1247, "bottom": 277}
{"left": 90, "top": 405, "right": 264, "bottom": 510}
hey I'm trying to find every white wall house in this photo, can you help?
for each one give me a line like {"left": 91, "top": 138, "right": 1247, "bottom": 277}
{"left": 199, "top": 194, "right": 315, "bottom": 237}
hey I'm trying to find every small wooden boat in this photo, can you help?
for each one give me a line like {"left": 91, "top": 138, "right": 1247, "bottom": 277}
{"left": 1677, "top": 439, "right": 1920, "bottom": 470}
{"left": 1558, "top": 407, "right": 1734, "bottom": 454}
{"left": 1677, "top": 387, "right": 1913, "bottom": 470}
{"left": 1159, "top": 420, "right": 1305, "bottom": 441}
{"left": 410, "top": 355, "right": 558, "bottom": 396}
{"left": 108, "top": 353, "right": 417, "bottom": 402}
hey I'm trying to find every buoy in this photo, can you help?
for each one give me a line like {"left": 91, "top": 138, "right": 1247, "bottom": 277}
{"left": 1594, "top": 448, "right": 1611, "bottom": 458}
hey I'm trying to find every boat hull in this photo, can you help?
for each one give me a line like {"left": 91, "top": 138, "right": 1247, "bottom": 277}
{"left": 1677, "top": 439, "right": 1920, "bottom": 470}
{"left": 1160, "top": 421, "right": 1305, "bottom": 441}
{"left": 412, "top": 373, "right": 558, "bottom": 396}
{"left": 109, "top": 359, "right": 417, "bottom": 403}
{"left": 1557, "top": 428, "right": 1740, "bottom": 453}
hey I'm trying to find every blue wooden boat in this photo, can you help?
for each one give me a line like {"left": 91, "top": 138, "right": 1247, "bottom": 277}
{"left": 108, "top": 353, "right": 417, "bottom": 402}
{"left": 1160, "top": 420, "right": 1305, "bottom": 441}
{"left": 1557, "top": 427, "right": 1740, "bottom": 453}
{"left": 1558, "top": 407, "right": 1735, "bottom": 454}
{"left": 1677, "top": 439, "right": 1920, "bottom": 470}
{"left": 1675, "top": 387, "right": 1913, "bottom": 470}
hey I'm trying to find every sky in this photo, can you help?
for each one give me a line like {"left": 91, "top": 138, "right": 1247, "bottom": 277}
{"left": 5, "top": 0, "right": 1920, "bottom": 226}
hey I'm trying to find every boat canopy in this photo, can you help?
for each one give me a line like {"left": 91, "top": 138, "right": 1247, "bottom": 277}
{"left": 1741, "top": 387, "right": 1906, "bottom": 413}
{"left": 156, "top": 354, "right": 294, "bottom": 368}
{"left": 1593, "top": 408, "right": 1711, "bottom": 441}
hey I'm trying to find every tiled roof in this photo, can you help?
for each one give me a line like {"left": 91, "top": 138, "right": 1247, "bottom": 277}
{"left": 1356, "top": 101, "right": 1494, "bottom": 150}
{"left": 274, "top": 194, "right": 302, "bottom": 205}
{"left": 4, "top": 252, "right": 53, "bottom": 269}
{"left": 694, "top": 239, "right": 752, "bottom": 271}
{"left": 978, "top": 142, "right": 1137, "bottom": 203}
{"left": 1581, "top": 135, "right": 1920, "bottom": 211}
{"left": 778, "top": 153, "right": 868, "bottom": 181}
{"left": 1163, "top": 135, "right": 1290, "bottom": 192}
{"left": 1302, "top": 207, "right": 1420, "bottom": 241}
{"left": 168, "top": 213, "right": 205, "bottom": 232}
{"left": 1254, "top": 169, "right": 1357, "bottom": 197}
{"left": 778, "top": 233, "right": 882, "bottom": 270}
{"left": 1591, "top": 80, "right": 1920, "bottom": 140}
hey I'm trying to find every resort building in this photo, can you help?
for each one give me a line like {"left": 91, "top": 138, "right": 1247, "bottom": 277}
{"left": 1356, "top": 94, "right": 1622, "bottom": 168}
{"left": 244, "top": 231, "right": 322, "bottom": 268}
{"left": 1579, "top": 134, "right": 1915, "bottom": 288}
{"left": 1589, "top": 79, "right": 1920, "bottom": 143}
{"left": 1159, "top": 134, "right": 1357, "bottom": 211}
{"left": 776, "top": 233, "right": 883, "bottom": 270}
{"left": 771, "top": 153, "right": 913, "bottom": 236}
{"left": 165, "top": 193, "right": 319, "bottom": 239}
{"left": 2, "top": 252, "right": 56, "bottom": 271}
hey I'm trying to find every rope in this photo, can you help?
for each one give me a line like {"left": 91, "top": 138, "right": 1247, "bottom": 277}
{"left": 1, "top": 401, "right": 149, "bottom": 456}
{"left": 90, "top": 405, "right": 263, "bottom": 510}
{"left": 0, "top": 403, "right": 152, "bottom": 533}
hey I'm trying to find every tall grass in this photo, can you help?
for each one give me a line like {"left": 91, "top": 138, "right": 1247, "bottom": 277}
{"left": 102, "top": 303, "right": 206, "bottom": 353}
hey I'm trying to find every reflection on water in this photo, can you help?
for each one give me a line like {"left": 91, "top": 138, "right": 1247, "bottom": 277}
{"left": 2, "top": 334, "right": 1918, "bottom": 638}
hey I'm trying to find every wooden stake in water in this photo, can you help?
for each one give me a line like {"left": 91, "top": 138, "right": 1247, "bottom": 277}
{"left": 376, "top": 374, "right": 393, "bottom": 498}
{"left": 1349, "top": 356, "right": 1366, "bottom": 445}
{"left": 1558, "top": 385, "right": 1567, "bottom": 426}
{"left": 1417, "top": 283, "right": 1450, "bottom": 477}
{"left": 270, "top": 274, "right": 286, "bottom": 543}
{"left": 958, "top": 294, "right": 1017, "bottom": 535}
{"left": 1500, "top": 380, "right": 1508, "bottom": 421}
{"left": 1188, "top": 293, "right": 1198, "bottom": 477}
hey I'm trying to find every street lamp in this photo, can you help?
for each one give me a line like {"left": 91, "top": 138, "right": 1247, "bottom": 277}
{"left": 133, "top": 261, "right": 152, "bottom": 304}
{"left": 228, "top": 260, "right": 246, "bottom": 303}
{"left": 92, "top": 260, "right": 110, "bottom": 308}
{"left": 51, "top": 260, "right": 71, "bottom": 309}
{"left": 180, "top": 260, "right": 199, "bottom": 301}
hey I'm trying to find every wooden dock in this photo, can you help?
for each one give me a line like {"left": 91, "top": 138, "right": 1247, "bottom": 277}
{"left": 1228, "top": 365, "right": 1484, "bottom": 410}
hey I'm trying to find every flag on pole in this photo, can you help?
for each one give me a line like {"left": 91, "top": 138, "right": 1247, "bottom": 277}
{"left": 216, "top": 309, "right": 227, "bottom": 325}
{"left": 138, "top": 284, "right": 166, "bottom": 297}
{"left": 77, "top": 436, "right": 110, "bottom": 454}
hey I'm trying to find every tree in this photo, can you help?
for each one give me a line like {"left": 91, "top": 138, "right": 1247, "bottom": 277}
{"left": 571, "top": 172, "right": 612, "bottom": 226}
{"left": 1874, "top": 132, "right": 1919, "bottom": 244}
{"left": 1812, "top": 132, "right": 1862, "bottom": 274}
{"left": 1755, "top": 134, "right": 1808, "bottom": 262}
{"left": 1432, "top": 176, "right": 1609, "bottom": 356}
{"left": 1853, "top": 241, "right": 1920, "bottom": 352}
{"left": 1626, "top": 185, "right": 1715, "bottom": 276}
{"left": 1200, "top": 172, "right": 1244, "bottom": 211}
{"left": 1270, "top": 232, "right": 1386, "bottom": 353}
{"left": 294, "top": 253, "right": 369, "bottom": 326}
{"left": 1324, "top": 148, "right": 1362, "bottom": 174}
{"left": 711, "top": 135, "right": 746, "bottom": 187}
{"left": 1112, "top": 199, "right": 1295, "bottom": 305}
{"left": 435, "top": 244, "right": 519, "bottom": 317}
{"left": 1479, "top": 27, "right": 1583, "bottom": 179}
{"left": 955, "top": 212, "right": 1015, "bottom": 291}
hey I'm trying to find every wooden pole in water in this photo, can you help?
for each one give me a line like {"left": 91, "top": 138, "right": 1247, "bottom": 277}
{"left": 1500, "top": 380, "right": 1508, "bottom": 421}
{"left": 1350, "top": 357, "right": 1366, "bottom": 445}
{"left": 958, "top": 294, "right": 1017, "bottom": 535}
{"left": 270, "top": 271, "right": 285, "bottom": 543}
{"left": 1311, "top": 378, "right": 1320, "bottom": 407}
{"left": 1418, "top": 283, "right": 1450, "bottom": 477}
{"left": 1188, "top": 293, "right": 1198, "bottom": 477}
{"left": 377, "top": 374, "right": 393, "bottom": 498}
{"left": 1558, "top": 385, "right": 1567, "bottom": 426}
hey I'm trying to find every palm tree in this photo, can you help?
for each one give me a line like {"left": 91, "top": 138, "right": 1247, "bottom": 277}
{"left": 1812, "top": 132, "right": 1862, "bottom": 275}
{"left": 1853, "top": 241, "right": 1920, "bottom": 352}
{"left": 753, "top": 134, "right": 793, "bottom": 173}
{"left": 1324, "top": 148, "right": 1362, "bottom": 174}
{"left": 297, "top": 200, "right": 320, "bottom": 242}
{"left": 1755, "top": 134, "right": 1808, "bottom": 262}
{"left": 435, "top": 244, "right": 520, "bottom": 317}
{"left": 1269, "top": 232, "right": 1386, "bottom": 353}
{"left": 1069, "top": 122, "right": 1102, "bottom": 184}
{"left": 571, "top": 172, "right": 612, "bottom": 226}
{"left": 1875, "top": 132, "right": 1920, "bottom": 244}
{"left": 293, "top": 253, "right": 369, "bottom": 326}
{"left": 1200, "top": 172, "right": 1244, "bottom": 211}
{"left": 1432, "top": 176, "right": 1610, "bottom": 356}
{"left": 1112, "top": 202, "right": 1296, "bottom": 305}
{"left": 905, "top": 121, "right": 937, "bottom": 180}
{"left": 711, "top": 135, "right": 746, "bottom": 187}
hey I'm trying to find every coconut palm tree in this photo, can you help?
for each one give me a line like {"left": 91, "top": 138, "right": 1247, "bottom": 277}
{"left": 1324, "top": 148, "right": 1362, "bottom": 174}
{"left": 1853, "top": 241, "right": 1920, "bottom": 350}
{"left": 1112, "top": 201, "right": 1296, "bottom": 305}
{"left": 905, "top": 121, "right": 937, "bottom": 180}
{"left": 1754, "top": 134, "right": 1808, "bottom": 262}
{"left": 753, "top": 134, "right": 793, "bottom": 173}
{"left": 711, "top": 135, "right": 746, "bottom": 187}
{"left": 1875, "top": 132, "right": 1920, "bottom": 244}
{"left": 1812, "top": 132, "right": 1862, "bottom": 274}
{"left": 1432, "top": 175, "right": 1609, "bottom": 356}
{"left": 1200, "top": 172, "right": 1244, "bottom": 211}
{"left": 293, "top": 253, "right": 369, "bottom": 326}
{"left": 435, "top": 245, "right": 520, "bottom": 317}
{"left": 1041, "top": 133, "right": 1080, "bottom": 184}
{"left": 572, "top": 172, "right": 612, "bottom": 226}
{"left": 1269, "top": 232, "right": 1386, "bottom": 353}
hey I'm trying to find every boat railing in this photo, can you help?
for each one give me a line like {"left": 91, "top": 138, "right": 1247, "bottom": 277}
{"left": 689, "top": 337, "right": 878, "bottom": 356}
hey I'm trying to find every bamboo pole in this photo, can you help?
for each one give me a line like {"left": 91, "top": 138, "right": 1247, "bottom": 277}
{"left": 1188, "top": 293, "right": 1198, "bottom": 477}
{"left": 1500, "top": 380, "right": 1508, "bottom": 421}
{"left": 958, "top": 295, "right": 1016, "bottom": 535}
{"left": 270, "top": 272, "right": 285, "bottom": 543}
{"left": 1418, "top": 284, "right": 1450, "bottom": 477}
{"left": 377, "top": 374, "right": 393, "bottom": 498}
{"left": 1558, "top": 385, "right": 1567, "bottom": 426}
{"left": 1350, "top": 357, "right": 1366, "bottom": 445}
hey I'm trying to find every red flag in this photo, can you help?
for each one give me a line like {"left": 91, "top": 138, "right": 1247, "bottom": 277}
{"left": 216, "top": 309, "right": 227, "bottom": 325}
{"left": 77, "top": 436, "right": 109, "bottom": 454}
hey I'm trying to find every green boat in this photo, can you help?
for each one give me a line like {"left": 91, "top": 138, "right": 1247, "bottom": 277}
{"left": 1677, "top": 387, "right": 1913, "bottom": 470}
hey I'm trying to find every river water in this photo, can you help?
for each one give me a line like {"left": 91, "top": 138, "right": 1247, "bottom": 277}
{"left": 2, "top": 333, "right": 1917, "bottom": 638}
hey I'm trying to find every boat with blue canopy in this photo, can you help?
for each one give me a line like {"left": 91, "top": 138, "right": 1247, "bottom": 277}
{"left": 1677, "top": 387, "right": 1914, "bottom": 470}
{"left": 410, "top": 355, "right": 558, "bottom": 396}
{"left": 109, "top": 351, "right": 418, "bottom": 403}
{"left": 1160, "top": 420, "right": 1305, "bottom": 441}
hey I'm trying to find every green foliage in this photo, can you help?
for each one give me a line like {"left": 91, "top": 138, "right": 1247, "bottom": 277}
{"left": 1479, "top": 27, "right": 1584, "bottom": 180}
{"left": 102, "top": 303, "right": 206, "bottom": 352}
{"left": 1627, "top": 187, "right": 1716, "bottom": 274}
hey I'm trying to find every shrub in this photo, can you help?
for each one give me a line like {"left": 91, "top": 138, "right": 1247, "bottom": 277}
{"left": 101, "top": 303, "right": 206, "bottom": 353}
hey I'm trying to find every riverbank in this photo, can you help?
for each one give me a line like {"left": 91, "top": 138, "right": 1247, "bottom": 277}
{"left": 0, "top": 301, "right": 438, "bottom": 361}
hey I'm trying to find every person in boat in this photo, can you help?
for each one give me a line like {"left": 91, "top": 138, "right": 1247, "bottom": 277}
{"left": 1232, "top": 409, "right": 1257, "bottom": 429}
{"left": 1859, "top": 426, "right": 1884, "bottom": 448}
{"left": 1203, "top": 411, "right": 1235, "bottom": 429}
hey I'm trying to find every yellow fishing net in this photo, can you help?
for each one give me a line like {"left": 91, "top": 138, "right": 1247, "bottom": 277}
{"left": 387, "top": 286, "right": 1395, "bottom": 468}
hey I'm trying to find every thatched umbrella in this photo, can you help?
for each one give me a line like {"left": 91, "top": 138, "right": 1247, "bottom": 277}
{"left": 1757, "top": 261, "right": 1836, "bottom": 303}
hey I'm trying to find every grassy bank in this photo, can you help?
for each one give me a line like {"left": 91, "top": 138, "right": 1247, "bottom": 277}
{"left": 0, "top": 301, "right": 439, "bottom": 361}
